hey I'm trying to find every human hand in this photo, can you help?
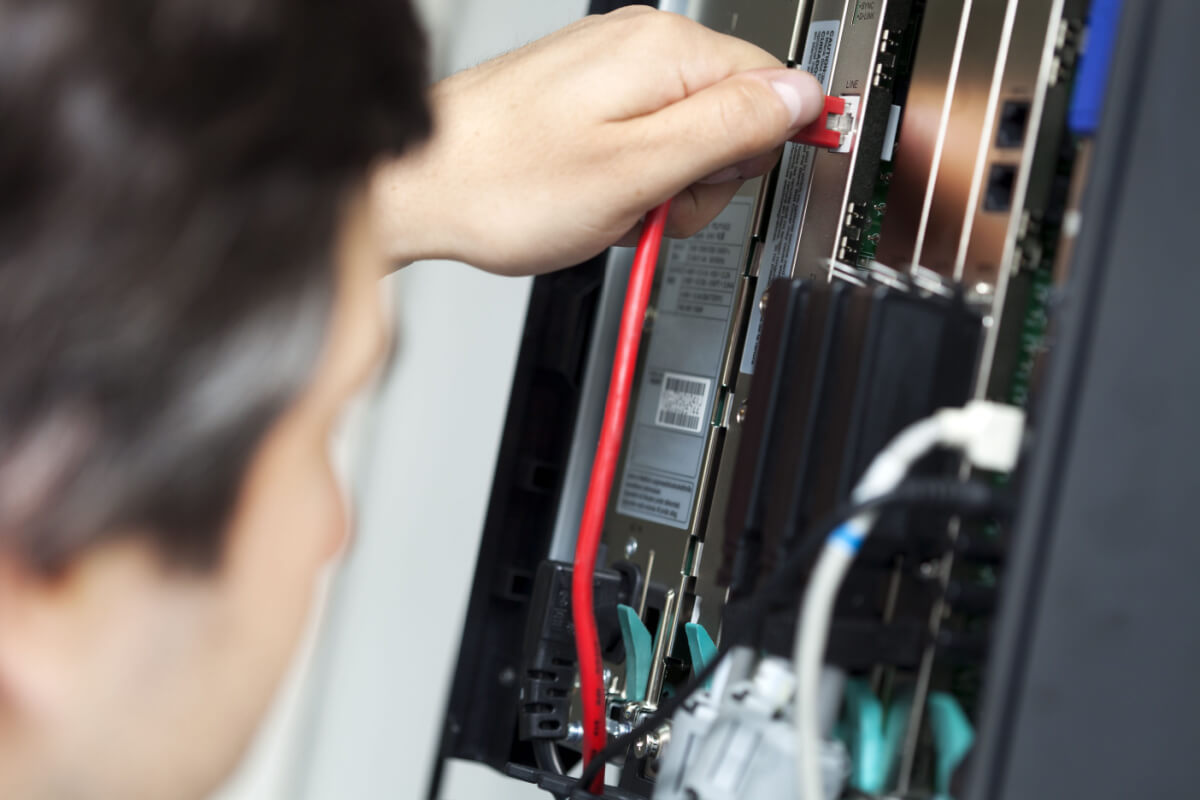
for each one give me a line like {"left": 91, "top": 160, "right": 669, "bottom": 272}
{"left": 373, "top": 7, "right": 825, "bottom": 275}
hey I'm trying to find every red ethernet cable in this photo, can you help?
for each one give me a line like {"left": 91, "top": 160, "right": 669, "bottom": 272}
{"left": 568, "top": 91, "right": 843, "bottom": 793}
{"left": 572, "top": 201, "right": 671, "bottom": 794}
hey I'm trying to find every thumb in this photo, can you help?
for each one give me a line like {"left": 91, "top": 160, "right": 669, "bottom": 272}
{"left": 629, "top": 67, "right": 825, "bottom": 197}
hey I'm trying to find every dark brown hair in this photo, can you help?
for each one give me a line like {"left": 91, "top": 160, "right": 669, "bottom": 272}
{"left": 0, "top": 0, "right": 431, "bottom": 570}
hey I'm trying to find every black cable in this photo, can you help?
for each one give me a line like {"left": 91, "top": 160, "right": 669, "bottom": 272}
{"left": 574, "top": 645, "right": 733, "bottom": 794}
{"left": 574, "top": 478, "right": 1003, "bottom": 794}
{"left": 533, "top": 740, "right": 565, "bottom": 776}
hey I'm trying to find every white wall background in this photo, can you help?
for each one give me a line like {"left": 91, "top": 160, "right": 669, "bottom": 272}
{"left": 213, "top": 1, "right": 589, "bottom": 798}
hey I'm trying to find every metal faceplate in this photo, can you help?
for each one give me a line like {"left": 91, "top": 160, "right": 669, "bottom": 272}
{"left": 600, "top": 0, "right": 812, "bottom": 705}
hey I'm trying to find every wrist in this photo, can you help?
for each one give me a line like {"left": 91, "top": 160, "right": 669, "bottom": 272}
{"left": 370, "top": 147, "right": 449, "bottom": 269}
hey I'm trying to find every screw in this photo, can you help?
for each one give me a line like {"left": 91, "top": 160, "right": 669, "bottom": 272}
{"left": 625, "top": 537, "right": 639, "bottom": 558}
{"left": 634, "top": 727, "right": 669, "bottom": 759}
{"left": 735, "top": 403, "right": 748, "bottom": 425}
{"left": 633, "top": 732, "right": 661, "bottom": 759}
{"left": 759, "top": 291, "right": 770, "bottom": 312}
{"left": 498, "top": 667, "right": 516, "bottom": 688}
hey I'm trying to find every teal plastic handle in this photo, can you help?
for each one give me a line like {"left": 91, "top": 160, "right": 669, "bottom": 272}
{"left": 684, "top": 623, "right": 718, "bottom": 689}
{"left": 877, "top": 689, "right": 975, "bottom": 800}
{"left": 927, "top": 692, "right": 974, "bottom": 796}
{"left": 838, "top": 678, "right": 887, "bottom": 792}
{"left": 616, "top": 604, "right": 653, "bottom": 702}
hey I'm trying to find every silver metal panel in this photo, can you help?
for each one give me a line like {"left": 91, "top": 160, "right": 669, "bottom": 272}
{"left": 597, "top": 0, "right": 817, "bottom": 705}
{"left": 612, "top": 196, "right": 756, "bottom": 533}
{"left": 687, "top": 0, "right": 809, "bottom": 61}
{"left": 793, "top": 0, "right": 893, "bottom": 277}
{"left": 739, "top": 10, "right": 843, "bottom": 374}
{"left": 602, "top": 188, "right": 757, "bottom": 699}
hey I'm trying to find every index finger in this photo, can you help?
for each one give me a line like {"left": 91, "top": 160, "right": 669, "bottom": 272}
{"left": 574, "top": 10, "right": 786, "bottom": 122}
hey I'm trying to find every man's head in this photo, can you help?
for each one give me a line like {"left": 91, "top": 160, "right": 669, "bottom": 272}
{"left": 0, "top": 1, "right": 429, "bottom": 796}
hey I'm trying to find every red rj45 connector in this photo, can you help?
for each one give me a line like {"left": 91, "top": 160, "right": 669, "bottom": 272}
{"left": 790, "top": 95, "right": 848, "bottom": 149}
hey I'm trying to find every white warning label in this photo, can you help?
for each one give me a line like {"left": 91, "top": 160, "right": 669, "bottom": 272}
{"left": 739, "top": 19, "right": 841, "bottom": 375}
{"left": 805, "top": 19, "right": 840, "bottom": 84}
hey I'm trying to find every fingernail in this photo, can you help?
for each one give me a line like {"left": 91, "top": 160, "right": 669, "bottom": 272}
{"left": 768, "top": 69, "right": 824, "bottom": 128}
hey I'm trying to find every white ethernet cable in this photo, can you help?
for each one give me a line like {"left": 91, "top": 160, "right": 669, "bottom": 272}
{"left": 793, "top": 400, "right": 1026, "bottom": 800}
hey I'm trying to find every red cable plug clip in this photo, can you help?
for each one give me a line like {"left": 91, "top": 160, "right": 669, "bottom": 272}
{"left": 790, "top": 95, "right": 849, "bottom": 149}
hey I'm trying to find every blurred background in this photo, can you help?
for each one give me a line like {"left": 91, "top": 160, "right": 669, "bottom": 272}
{"left": 212, "top": 1, "right": 587, "bottom": 798}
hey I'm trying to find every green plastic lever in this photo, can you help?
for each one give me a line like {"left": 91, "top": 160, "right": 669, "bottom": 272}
{"left": 684, "top": 623, "right": 718, "bottom": 688}
{"left": 927, "top": 692, "right": 974, "bottom": 797}
{"left": 837, "top": 678, "right": 887, "bottom": 793}
{"left": 616, "top": 604, "right": 653, "bottom": 702}
{"left": 876, "top": 689, "right": 974, "bottom": 800}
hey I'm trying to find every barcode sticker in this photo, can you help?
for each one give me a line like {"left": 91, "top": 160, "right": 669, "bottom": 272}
{"left": 654, "top": 373, "right": 711, "bottom": 433}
